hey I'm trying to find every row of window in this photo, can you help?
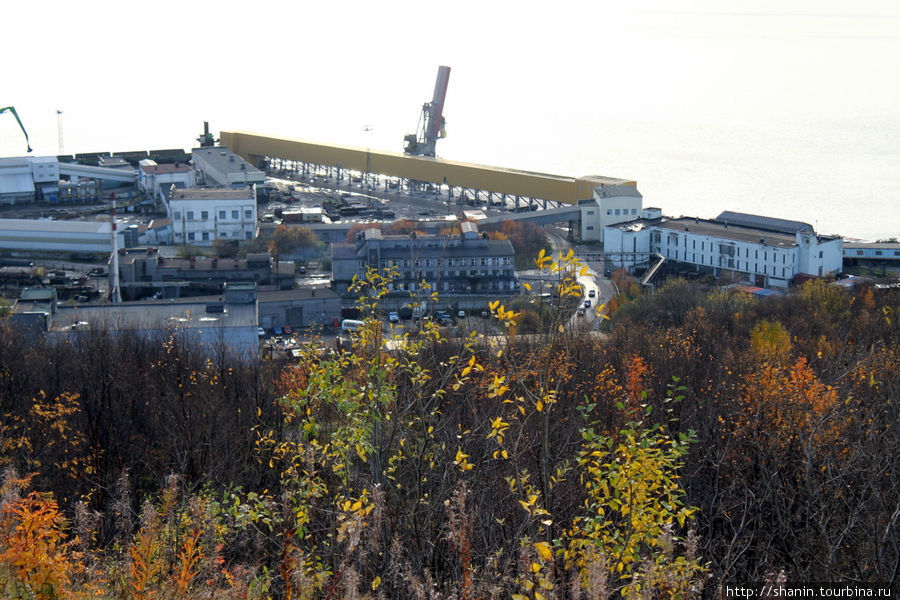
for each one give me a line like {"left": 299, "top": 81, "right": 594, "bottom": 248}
{"left": 386, "top": 269, "right": 514, "bottom": 280}
{"left": 173, "top": 209, "right": 253, "bottom": 221}
{"left": 176, "top": 231, "right": 253, "bottom": 241}
{"left": 605, "top": 208, "right": 639, "bottom": 217}
{"left": 388, "top": 279, "right": 514, "bottom": 292}
{"left": 670, "top": 250, "right": 794, "bottom": 278}
{"left": 853, "top": 250, "right": 900, "bottom": 256}
{"left": 381, "top": 256, "right": 512, "bottom": 268}
{"left": 658, "top": 234, "right": 813, "bottom": 265}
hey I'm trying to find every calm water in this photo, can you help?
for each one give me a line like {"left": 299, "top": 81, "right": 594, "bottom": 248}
{"left": 2, "top": 1, "right": 897, "bottom": 239}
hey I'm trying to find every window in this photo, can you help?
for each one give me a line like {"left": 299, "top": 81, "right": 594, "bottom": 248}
{"left": 202, "top": 232, "right": 209, "bottom": 241}
{"left": 586, "top": 226, "right": 594, "bottom": 231}
{"left": 186, "top": 211, "right": 194, "bottom": 220}
{"left": 586, "top": 210, "right": 594, "bottom": 215}
{"left": 607, "top": 210, "right": 612, "bottom": 215}
{"left": 245, "top": 231, "right": 252, "bottom": 240}
{"left": 232, "top": 210, "right": 239, "bottom": 219}
{"left": 875, "top": 251, "right": 882, "bottom": 256}
{"left": 818, "top": 251, "right": 823, "bottom": 258}
{"left": 173, "top": 211, "right": 181, "bottom": 220}
{"left": 614, "top": 209, "right": 620, "bottom": 215}
{"left": 219, "top": 210, "right": 226, "bottom": 219}
{"left": 201, "top": 211, "right": 208, "bottom": 220}
{"left": 188, "top": 232, "right": 195, "bottom": 241}
{"left": 220, "top": 232, "right": 227, "bottom": 238}
{"left": 244, "top": 209, "right": 252, "bottom": 218}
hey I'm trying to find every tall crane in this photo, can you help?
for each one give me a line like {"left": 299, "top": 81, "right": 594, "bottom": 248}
{"left": 403, "top": 66, "right": 450, "bottom": 157}
{"left": 0, "top": 106, "right": 32, "bottom": 152}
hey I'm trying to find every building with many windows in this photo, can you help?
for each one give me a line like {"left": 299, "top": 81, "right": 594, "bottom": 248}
{"left": 331, "top": 222, "right": 516, "bottom": 298}
{"left": 167, "top": 186, "right": 257, "bottom": 246}
{"left": 604, "top": 211, "right": 842, "bottom": 287}
{"left": 579, "top": 183, "right": 644, "bottom": 242}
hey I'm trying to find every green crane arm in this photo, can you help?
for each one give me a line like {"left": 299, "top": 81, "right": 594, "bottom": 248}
{"left": 0, "top": 106, "right": 33, "bottom": 152}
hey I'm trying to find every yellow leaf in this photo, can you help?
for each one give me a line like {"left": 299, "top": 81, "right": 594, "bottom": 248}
{"left": 351, "top": 499, "right": 362, "bottom": 512}
{"left": 536, "top": 400, "right": 544, "bottom": 412}
{"left": 534, "top": 541, "right": 553, "bottom": 561}
{"left": 530, "top": 561, "right": 541, "bottom": 574}
{"left": 523, "top": 282, "right": 532, "bottom": 291}
{"left": 371, "top": 576, "right": 382, "bottom": 591}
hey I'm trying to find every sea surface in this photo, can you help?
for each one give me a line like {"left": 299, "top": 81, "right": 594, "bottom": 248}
{"left": 1, "top": 1, "right": 897, "bottom": 240}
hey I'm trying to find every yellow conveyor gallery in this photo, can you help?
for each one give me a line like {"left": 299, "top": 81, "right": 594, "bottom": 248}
{"left": 220, "top": 131, "right": 635, "bottom": 205}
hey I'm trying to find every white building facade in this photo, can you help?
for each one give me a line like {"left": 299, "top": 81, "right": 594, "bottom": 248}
{"left": 167, "top": 187, "right": 257, "bottom": 246}
{"left": 579, "top": 183, "right": 643, "bottom": 242}
{"left": 138, "top": 161, "right": 195, "bottom": 203}
{"left": 604, "top": 213, "right": 843, "bottom": 288}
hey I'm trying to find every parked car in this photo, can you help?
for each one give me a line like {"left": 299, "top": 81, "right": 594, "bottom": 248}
{"left": 388, "top": 311, "right": 399, "bottom": 323}
{"left": 588, "top": 289, "right": 596, "bottom": 298}
{"left": 457, "top": 310, "right": 466, "bottom": 318}
{"left": 584, "top": 299, "right": 591, "bottom": 308}
{"left": 257, "top": 327, "right": 266, "bottom": 337}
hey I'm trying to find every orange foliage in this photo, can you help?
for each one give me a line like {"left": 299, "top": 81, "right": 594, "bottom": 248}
{"left": 0, "top": 489, "right": 82, "bottom": 600}
{"left": 624, "top": 355, "right": 650, "bottom": 421}
{"left": 736, "top": 356, "right": 840, "bottom": 449}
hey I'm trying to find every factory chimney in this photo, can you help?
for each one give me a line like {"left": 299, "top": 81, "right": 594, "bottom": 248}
{"left": 109, "top": 194, "right": 122, "bottom": 303}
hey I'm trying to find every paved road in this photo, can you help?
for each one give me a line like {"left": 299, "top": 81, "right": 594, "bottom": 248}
{"left": 545, "top": 227, "right": 614, "bottom": 329}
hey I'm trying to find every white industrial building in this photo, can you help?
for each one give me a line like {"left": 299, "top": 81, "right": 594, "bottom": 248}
{"left": 604, "top": 211, "right": 842, "bottom": 288}
{"left": 11, "top": 283, "right": 259, "bottom": 357}
{"left": 192, "top": 146, "right": 265, "bottom": 189}
{"left": 167, "top": 187, "right": 257, "bottom": 246}
{"left": 579, "top": 183, "right": 644, "bottom": 242}
{"left": 0, "top": 156, "right": 60, "bottom": 203}
{"left": 138, "top": 161, "right": 195, "bottom": 203}
{"left": 0, "top": 218, "right": 123, "bottom": 254}
{"left": 0, "top": 155, "right": 136, "bottom": 204}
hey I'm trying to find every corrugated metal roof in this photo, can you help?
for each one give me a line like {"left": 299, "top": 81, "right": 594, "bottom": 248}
{"left": 715, "top": 211, "right": 813, "bottom": 234}
{"left": 0, "top": 218, "right": 110, "bottom": 234}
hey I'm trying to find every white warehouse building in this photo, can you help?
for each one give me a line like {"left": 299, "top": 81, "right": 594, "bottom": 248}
{"left": 167, "top": 186, "right": 257, "bottom": 246}
{"left": 0, "top": 218, "right": 123, "bottom": 254}
{"left": 604, "top": 211, "right": 842, "bottom": 288}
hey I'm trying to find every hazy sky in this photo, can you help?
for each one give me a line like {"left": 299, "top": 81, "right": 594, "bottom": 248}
{"left": 3, "top": 0, "right": 897, "bottom": 155}
{"left": 2, "top": 0, "right": 898, "bottom": 237}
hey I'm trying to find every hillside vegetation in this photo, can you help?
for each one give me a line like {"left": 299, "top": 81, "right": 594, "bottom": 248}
{"left": 0, "top": 253, "right": 896, "bottom": 599}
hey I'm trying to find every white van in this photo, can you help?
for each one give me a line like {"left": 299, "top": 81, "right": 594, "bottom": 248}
{"left": 341, "top": 319, "right": 365, "bottom": 333}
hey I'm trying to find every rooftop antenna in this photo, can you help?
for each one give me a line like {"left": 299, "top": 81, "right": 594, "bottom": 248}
{"left": 56, "top": 109, "right": 64, "bottom": 154}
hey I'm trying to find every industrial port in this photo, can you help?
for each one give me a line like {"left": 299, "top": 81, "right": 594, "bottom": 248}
{"left": 1, "top": 66, "right": 897, "bottom": 346}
